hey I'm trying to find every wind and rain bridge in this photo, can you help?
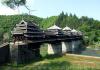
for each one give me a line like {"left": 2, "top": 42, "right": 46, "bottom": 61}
{"left": 0, "top": 20, "right": 83, "bottom": 64}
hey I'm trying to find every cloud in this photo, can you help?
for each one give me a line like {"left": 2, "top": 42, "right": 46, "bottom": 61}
{"left": 0, "top": 5, "right": 18, "bottom": 15}
{"left": 0, "top": 0, "right": 35, "bottom": 15}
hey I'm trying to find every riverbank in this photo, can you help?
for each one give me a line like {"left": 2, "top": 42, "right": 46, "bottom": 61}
{"left": 66, "top": 53, "right": 100, "bottom": 59}
{"left": 65, "top": 54, "right": 100, "bottom": 69}
{"left": 0, "top": 54, "right": 100, "bottom": 70}
{"left": 0, "top": 46, "right": 100, "bottom": 70}
{"left": 80, "top": 47, "right": 100, "bottom": 57}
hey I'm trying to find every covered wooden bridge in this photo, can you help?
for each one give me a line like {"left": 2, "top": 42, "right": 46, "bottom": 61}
{"left": 0, "top": 20, "right": 83, "bottom": 64}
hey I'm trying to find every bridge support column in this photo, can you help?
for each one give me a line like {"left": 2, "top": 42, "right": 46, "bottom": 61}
{"left": 61, "top": 40, "right": 80, "bottom": 53}
{"left": 0, "top": 43, "right": 10, "bottom": 65}
{"left": 62, "top": 42, "right": 67, "bottom": 54}
{"left": 71, "top": 40, "right": 83, "bottom": 53}
{"left": 71, "top": 41, "right": 75, "bottom": 52}
{"left": 62, "top": 41, "right": 72, "bottom": 53}
{"left": 10, "top": 41, "right": 20, "bottom": 64}
{"left": 10, "top": 42, "right": 41, "bottom": 64}
{"left": 48, "top": 42, "right": 62, "bottom": 55}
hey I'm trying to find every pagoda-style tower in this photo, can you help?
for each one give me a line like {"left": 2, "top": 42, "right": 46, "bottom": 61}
{"left": 62, "top": 26, "right": 83, "bottom": 53}
{"left": 63, "top": 26, "right": 72, "bottom": 36}
{"left": 11, "top": 20, "right": 44, "bottom": 64}
{"left": 45, "top": 25, "right": 63, "bottom": 55}
{"left": 71, "top": 29, "right": 83, "bottom": 53}
{"left": 62, "top": 26, "right": 72, "bottom": 53}
{"left": 12, "top": 20, "right": 44, "bottom": 42}
{"left": 45, "top": 25, "right": 63, "bottom": 36}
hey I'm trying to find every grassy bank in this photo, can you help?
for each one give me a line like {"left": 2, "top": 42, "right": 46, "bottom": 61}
{"left": 0, "top": 54, "right": 100, "bottom": 70}
{"left": 0, "top": 45, "right": 100, "bottom": 70}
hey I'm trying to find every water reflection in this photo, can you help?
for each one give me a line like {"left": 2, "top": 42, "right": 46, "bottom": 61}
{"left": 80, "top": 48, "right": 100, "bottom": 57}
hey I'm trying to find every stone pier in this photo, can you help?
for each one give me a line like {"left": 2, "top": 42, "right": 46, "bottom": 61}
{"left": 0, "top": 43, "right": 10, "bottom": 65}
{"left": 62, "top": 41, "right": 72, "bottom": 53}
{"left": 10, "top": 41, "right": 41, "bottom": 64}
{"left": 71, "top": 40, "right": 83, "bottom": 53}
{"left": 48, "top": 42, "right": 62, "bottom": 55}
{"left": 61, "top": 39, "right": 83, "bottom": 53}
{"left": 61, "top": 42, "right": 67, "bottom": 54}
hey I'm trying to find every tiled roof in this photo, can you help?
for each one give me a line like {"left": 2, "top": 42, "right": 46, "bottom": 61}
{"left": 47, "top": 25, "right": 61, "bottom": 30}
{"left": 63, "top": 26, "right": 71, "bottom": 31}
{"left": 71, "top": 29, "right": 78, "bottom": 33}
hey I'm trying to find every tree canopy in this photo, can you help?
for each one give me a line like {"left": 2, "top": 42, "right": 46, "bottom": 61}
{"left": 1, "top": 0, "right": 26, "bottom": 8}
{"left": 0, "top": 12, "right": 99, "bottom": 47}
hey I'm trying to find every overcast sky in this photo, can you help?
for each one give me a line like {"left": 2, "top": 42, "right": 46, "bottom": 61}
{"left": 0, "top": 0, "right": 100, "bottom": 20}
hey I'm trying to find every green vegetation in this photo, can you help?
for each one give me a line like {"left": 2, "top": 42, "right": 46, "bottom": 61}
{"left": 0, "top": 15, "right": 42, "bottom": 43}
{"left": 1, "top": 1, "right": 100, "bottom": 70}
{"left": 0, "top": 12, "right": 100, "bottom": 48}
{"left": 0, "top": 46, "right": 100, "bottom": 70}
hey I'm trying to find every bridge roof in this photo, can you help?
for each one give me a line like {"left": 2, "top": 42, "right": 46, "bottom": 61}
{"left": 47, "top": 25, "right": 61, "bottom": 30}
{"left": 12, "top": 20, "right": 44, "bottom": 38}
{"left": 18, "top": 20, "right": 39, "bottom": 27}
{"left": 63, "top": 26, "right": 71, "bottom": 31}
{"left": 77, "top": 31, "right": 83, "bottom": 36}
{"left": 71, "top": 29, "right": 78, "bottom": 32}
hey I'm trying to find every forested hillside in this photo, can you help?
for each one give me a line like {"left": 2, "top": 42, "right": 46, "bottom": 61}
{"left": 41, "top": 12, "right": 100, "bottom": 47}
{"left": 0, "top": 12, "right": 100, "bottom": 47}
{"left": 0, "top": 15, "right": 43, "bottom": 43}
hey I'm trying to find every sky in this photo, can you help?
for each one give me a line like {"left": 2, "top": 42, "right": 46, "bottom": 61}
{"left": 0, "top": 0, "right": 100, "bottom": 20}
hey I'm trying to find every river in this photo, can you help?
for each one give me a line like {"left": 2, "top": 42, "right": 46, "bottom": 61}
{"left": 80, "top": 48, "right": 100, "bottom": 57}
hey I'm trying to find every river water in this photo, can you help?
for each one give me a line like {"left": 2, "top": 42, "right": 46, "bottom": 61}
{"left": 80, "top": 48, "right": 100, "bottom": 57}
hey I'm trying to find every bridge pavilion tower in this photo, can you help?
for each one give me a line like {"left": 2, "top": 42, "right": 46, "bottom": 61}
{"left": 62, "top": 27, "right": 83, "bottom": 53}
{"left": 11, "top": 20, "right": 44, "bottom": 64}
{"left": 45, "top": 25, "right": 63, "bottom": 55}
{"left": 70, "top": 29, "right": 83, "bottom": 53}
{"left": 62, "top": 26, "right": 72, "bottom": 53}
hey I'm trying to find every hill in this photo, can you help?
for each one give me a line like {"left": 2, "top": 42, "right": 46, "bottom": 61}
{"left": 0, "top": 46, "right": 100, "bottom": 70}
{"left": 0, "top": 12, "right": 100, "bottom": 47}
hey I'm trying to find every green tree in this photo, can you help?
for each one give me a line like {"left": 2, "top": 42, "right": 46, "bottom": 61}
{"left": 55, "top": 11, "right": 65, "bottom": 27}
{"left": 2, "top": 0, "right": 26, "bottom": 8}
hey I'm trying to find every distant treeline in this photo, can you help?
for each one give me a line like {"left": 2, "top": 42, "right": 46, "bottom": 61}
{"left": 0, "top": 12, "right": 100, "bottom": 47}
